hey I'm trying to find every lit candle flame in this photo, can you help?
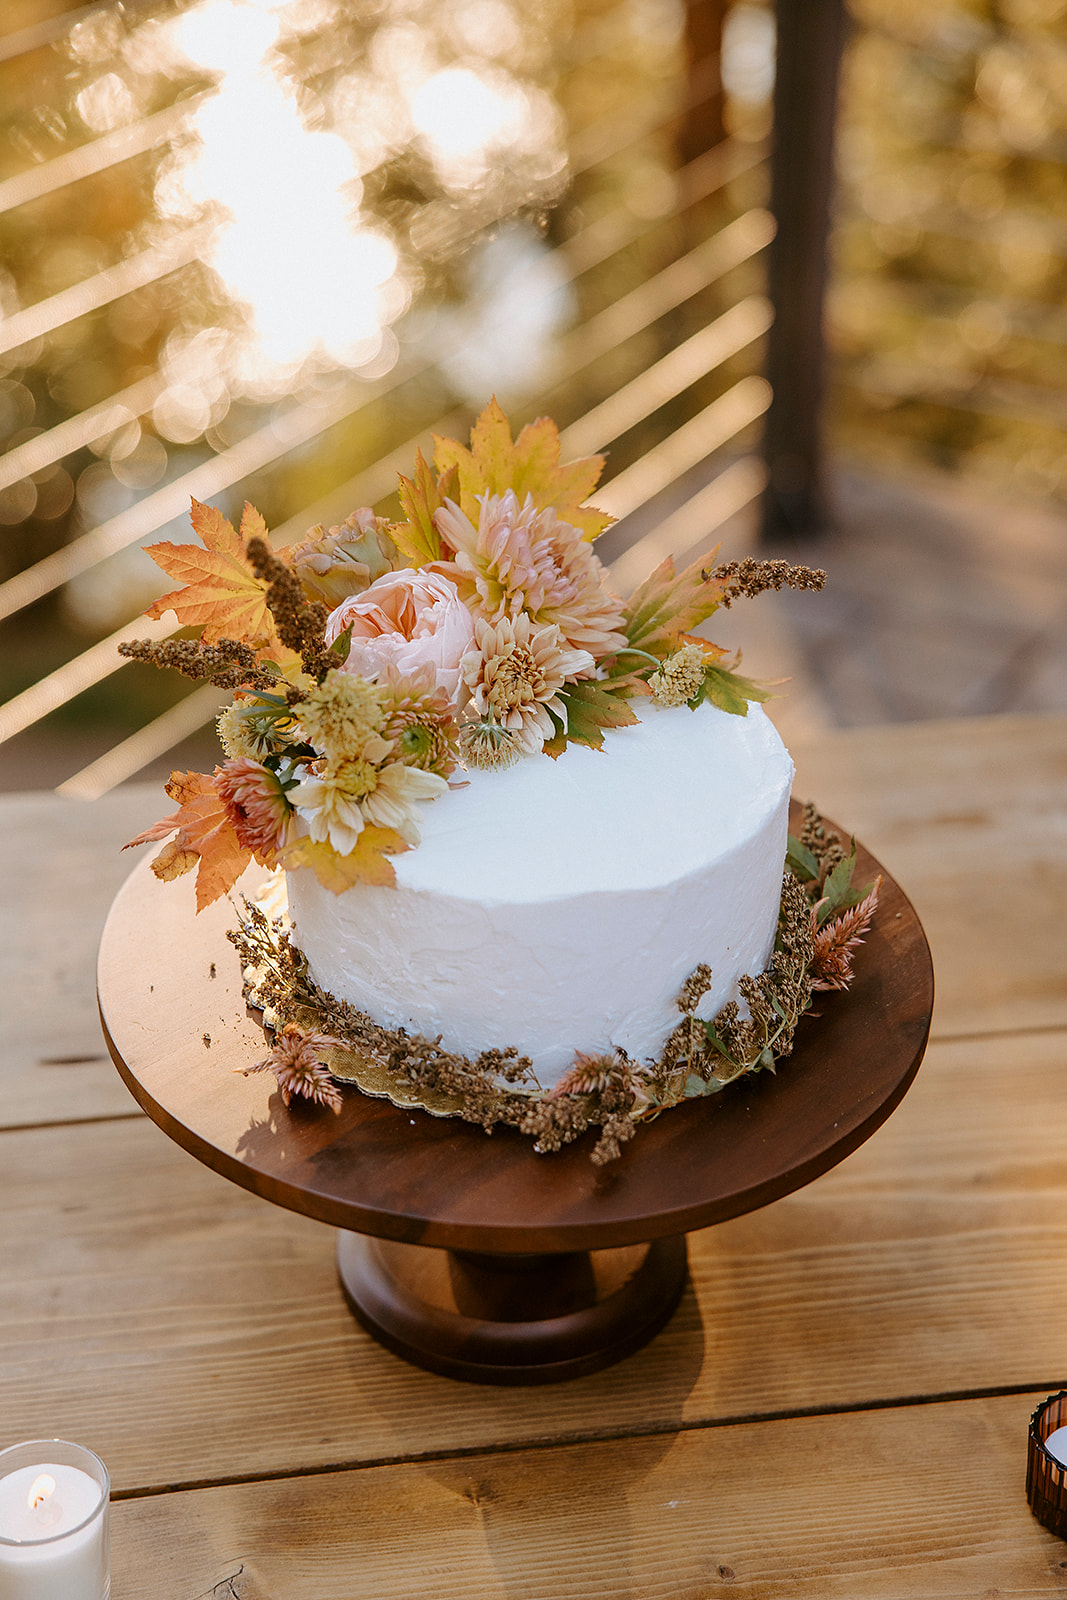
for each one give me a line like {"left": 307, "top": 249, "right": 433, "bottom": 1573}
{"left": 28, "top": 1474, "right": 55, "bottom": 1511}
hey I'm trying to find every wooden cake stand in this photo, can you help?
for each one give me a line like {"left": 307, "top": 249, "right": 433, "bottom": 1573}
{"left": 97, "top": 816, "right": 933, "bottom": 1385}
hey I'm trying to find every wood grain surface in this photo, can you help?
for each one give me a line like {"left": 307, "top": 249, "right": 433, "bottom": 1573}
{"left": 106, "top": 1394, "right": 1067, "bottom": 1600}
{"left": 791, "top": 712, "right": 1067, "bottom": 1038}
{"left": 1, "top": 1027, "right": 1064, "bottom": 1494}
{"left": 2, "top": 712, "right": 1065, "bottom": 1595}
{"left": 0, "top": 787, "right": 162, "bottom": 1126}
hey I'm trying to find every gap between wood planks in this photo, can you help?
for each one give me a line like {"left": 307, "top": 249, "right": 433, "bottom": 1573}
{"left": 101, "top": 1384, "right": 1067, "bottom": 1504}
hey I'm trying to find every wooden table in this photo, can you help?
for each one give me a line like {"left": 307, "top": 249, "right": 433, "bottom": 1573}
{"left": 2, "top": 711, "right": 1065, "bottom": 1598}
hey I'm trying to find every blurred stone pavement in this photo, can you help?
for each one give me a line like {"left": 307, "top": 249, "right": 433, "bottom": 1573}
{"left": 709, "top": 460, "right": 1067, "bottom": 751}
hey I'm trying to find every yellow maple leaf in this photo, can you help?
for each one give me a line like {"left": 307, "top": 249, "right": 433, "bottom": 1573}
{"left": 280, "top": 826, "right": 409, "bottom": 892}
{"left": 622, "top": 550, "right": 727, "bottom": 660}
{"left": 432, "top": 398, "right": 613, "bottom": 542}
{"left": 143, "top": 499, "right": 281, "bottom": 647}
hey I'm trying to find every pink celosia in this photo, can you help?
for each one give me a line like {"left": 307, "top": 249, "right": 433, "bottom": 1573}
{"left": 324, "top": 568, "right": 475, "bottom": 703}
{"left": 810, "top": 880, "right": 882, "bottom": 992}
{"left": 214, "top": 759, "right": 291, "bottom": 862}
{"left": 244, "top": 1024, "right": 345, "bottom": 1113}
{"left": 434, "top": 489, "right": 627, "bottom": 660}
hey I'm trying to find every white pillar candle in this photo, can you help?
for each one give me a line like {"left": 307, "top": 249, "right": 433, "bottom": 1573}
{"left": 0, "top": 1443, "right": 109, "bottom": 1600}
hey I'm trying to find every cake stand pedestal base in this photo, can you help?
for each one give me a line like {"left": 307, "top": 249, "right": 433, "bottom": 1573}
{"left": 337, "top": 1233, "right": 689, "bottom": 1385}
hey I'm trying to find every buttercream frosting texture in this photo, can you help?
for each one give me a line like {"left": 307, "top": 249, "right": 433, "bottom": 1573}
{"left": 286, "top": 700, "right": 794, "bottom": 1086}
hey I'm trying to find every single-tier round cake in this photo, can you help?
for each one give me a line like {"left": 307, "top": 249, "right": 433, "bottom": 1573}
{"left": 285, "top": 699, "right": 793, "bottom": 1088}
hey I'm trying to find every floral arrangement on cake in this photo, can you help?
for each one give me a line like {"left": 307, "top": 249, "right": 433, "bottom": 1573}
{"left": 121, "top": 401, "right": 879, "bottom": 1161}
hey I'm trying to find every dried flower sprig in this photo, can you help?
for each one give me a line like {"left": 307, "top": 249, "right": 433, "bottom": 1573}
{"left": 118, "top": 636, "right": 281, "bottom": 692}
{"left": 811, "top": 879, "right": 882, "bottom": 990}
{"left": 711, "top": 558, "right": 827, "bottom": 608}
{"left": 242, "top": 1023, "right": 346, "bottom": 1112}
{"left": 245, "top": 536, "right": 332, "bottom": 678}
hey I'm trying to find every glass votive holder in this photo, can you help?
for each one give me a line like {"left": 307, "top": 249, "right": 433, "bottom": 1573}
{"left": 1028, "top": 1392, "right": 1067, "bottom": 1540}
{"left": 0, "top": 1440, "right": 110, "bottom": 1600}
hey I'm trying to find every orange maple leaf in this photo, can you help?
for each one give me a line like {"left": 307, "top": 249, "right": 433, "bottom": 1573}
{"left": 124, "top": 770, "right": 253, "bottom": 912}
{"left": 432, "top": 398, "right": 613, "bottom": 542}
{"left": 143, "top": 499, "right": 281, "bottom": 647}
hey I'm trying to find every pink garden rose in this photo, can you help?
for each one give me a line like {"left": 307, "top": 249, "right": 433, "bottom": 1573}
{"left": 324, "top": 568, "right": 476, "bottom": 704}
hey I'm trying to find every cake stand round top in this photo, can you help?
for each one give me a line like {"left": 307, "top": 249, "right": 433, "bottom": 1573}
{"left": 97, "top": 815, "right": 933, "bottom": 1254}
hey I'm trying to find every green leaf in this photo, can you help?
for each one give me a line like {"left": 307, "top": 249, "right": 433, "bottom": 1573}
{"left": 818, "top": 848, "right": 856, "bottom": 918}
{"left": 683, "top": 1072, "right": 726, "bottom": 1098}
{"left": 701, "top": 1020, "right": 738, "bottom": 1066}
{"left": 701, "top": 665, "right": 773, "bottom": 717}
{"left": 541, "top": 680, "right": 639, "bottom": 757}
{"left": 786, "top": 836, "right": 820, "bottom": 881}
{"left": 391, "top": 451, "right": 455, "bottom": 566}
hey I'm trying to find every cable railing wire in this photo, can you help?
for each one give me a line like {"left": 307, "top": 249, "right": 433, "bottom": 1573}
{"left": 0, "top": 244, "right": 771, "bottom": 752}
{"left": 0, "top": 41, "right": 773, "bottom": 791}
{"left": 0, "top": 135, "right": 764, "bottom": 628}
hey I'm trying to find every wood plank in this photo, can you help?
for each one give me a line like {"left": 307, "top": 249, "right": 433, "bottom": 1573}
{"left": 2, "top": 1029, "right": 1064, "bottom": 1493}
{"left": 790, "top": 712, "right": 1067, "bottom": 1037}
{"left": 0, "top": 785, "right": 163, "bottom": 1127}
{"left": 107, "top": 1393, "right": 1067, "bottom": 1600}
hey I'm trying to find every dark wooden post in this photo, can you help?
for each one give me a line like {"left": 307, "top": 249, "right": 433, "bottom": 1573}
{"left": 679, "top": 0, "right": 728, "bottom": 164}
{"left": 760, "top": 0, "right": 848, "bottom": 541}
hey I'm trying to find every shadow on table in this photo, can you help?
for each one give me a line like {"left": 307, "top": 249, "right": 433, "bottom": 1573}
{"left": 412, "top": 1276, "right": 707, "bottom": 1600}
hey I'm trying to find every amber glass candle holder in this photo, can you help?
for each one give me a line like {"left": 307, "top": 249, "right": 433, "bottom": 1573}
{"left": 1028, "top": 1392, "right": 1067, "bottom": 1539}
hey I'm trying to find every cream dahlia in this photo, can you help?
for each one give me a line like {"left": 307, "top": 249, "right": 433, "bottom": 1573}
{"left": 378, "top": 665, "right": 460, "bottom": 777}
{"left": 461, "top": 613, "right": 594, "bottom": 756}
{"left": 287, "top": 764, "right": 375, "bottom": 856}
{"left": 434, "top": 489, "right": 627, "bottom": 659}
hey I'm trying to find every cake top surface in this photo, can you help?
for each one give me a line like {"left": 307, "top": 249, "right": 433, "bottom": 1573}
{"left": 391, "top": 699, "right": 793, "bottom": 903}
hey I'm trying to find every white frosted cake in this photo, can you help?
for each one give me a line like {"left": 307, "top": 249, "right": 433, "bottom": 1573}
{"left": 285, "top": 698, "right": 793, "bottom": 1088}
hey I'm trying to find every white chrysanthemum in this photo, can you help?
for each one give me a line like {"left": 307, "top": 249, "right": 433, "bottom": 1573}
{"left": 360, "top": 762, "right": 449, "bottom": 847}
{"left": 294, "top": 671, "right": 387, "bottom": 762}
{"left": 288, "top": 766, "right": 371, "bottom": 856}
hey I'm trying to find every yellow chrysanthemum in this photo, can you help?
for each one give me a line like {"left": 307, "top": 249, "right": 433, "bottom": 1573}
{"left": 295, "top": 670, "right": 386, "bottom": 762}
